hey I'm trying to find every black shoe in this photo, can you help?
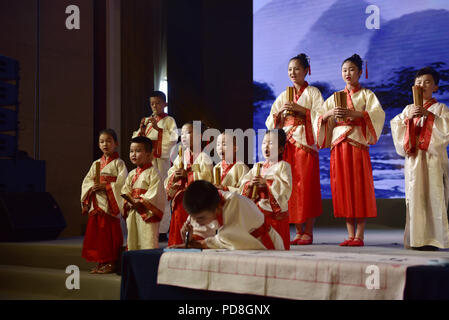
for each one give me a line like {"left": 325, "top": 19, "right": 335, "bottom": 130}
{"left": 159, "top": 233, "right": 168, "bottom": 242}
{"left": 412, "top": 245, "right": 439, "bottom": 251}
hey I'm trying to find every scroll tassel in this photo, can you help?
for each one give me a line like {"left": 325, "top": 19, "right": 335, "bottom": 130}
{"left": 365, "top": 60, "right": 368, "bottom": 79}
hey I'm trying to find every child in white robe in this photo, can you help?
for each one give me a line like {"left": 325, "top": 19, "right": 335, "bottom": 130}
{"left": 132, "top": 91, "right": 178, "bottom": 237}
{"left": 390, "top": 67, "right": 449, "bottom": 249}
{"left": 121, "top": 136, "right": 166, "bottom": 250}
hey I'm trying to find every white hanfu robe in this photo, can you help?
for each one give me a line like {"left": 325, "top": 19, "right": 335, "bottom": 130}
{"left": 266, "top": 84, "right": 323, "bottom": 152}
{"left": 121, "top": 164, "right": 166, "bottom": 250}
{"left": 201, "top": 191, "right": 285, "bottom": 250}
{"left": 213, "top": 161, "right": 249, "bottom": 193}
{"left": 132, "top": 114, "right": 178, "bottom": 234}
{"left": 81, "top": 154, "right": 128, "bottom": 218}
{"left": 390, "top": 99, "right": 449, "bottom": 249}
{"left": 239, "top": 161, "right": 292, "bottom": 249}
{"left": 239, "top": 161, "right": 292, "bottom": 216}
{"left": 316, "top": 87, "right": 385, "bottom": 150}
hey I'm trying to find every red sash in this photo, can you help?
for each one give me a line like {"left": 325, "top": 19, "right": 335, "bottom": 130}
{"left": 335, "top": 118, "right": 363, "bottom": 127}
{"left": 250, "top": 219, "right": 275, "bottom": 250}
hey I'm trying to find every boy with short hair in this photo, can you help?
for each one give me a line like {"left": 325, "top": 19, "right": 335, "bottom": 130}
{"left": 132, "top": 90, "right": 178, "bottom": 238}
{"left": 174, "top": 180, "right": 285, "bottom": 250}
{"left": 121, "top": 136, "right": 166, "bottom": 250}
{"left": 390, "top": 67, "right": 449, "bottom": 249}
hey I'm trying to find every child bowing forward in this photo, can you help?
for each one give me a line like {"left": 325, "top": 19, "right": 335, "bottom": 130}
{"left": 174, "top": 180, "right": 284, "bottom": 250}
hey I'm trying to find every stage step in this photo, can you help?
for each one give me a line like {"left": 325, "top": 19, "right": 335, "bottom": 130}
{"left": 0, "top": 237, "right": 121, "bottom": 300}
{"left": 0, "top": 237, "right": 97, "bottom": 271}
{"left": 0, "top": 265, "right": 120, "bottom": 300}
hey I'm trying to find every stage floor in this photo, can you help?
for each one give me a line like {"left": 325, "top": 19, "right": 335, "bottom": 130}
{"left": 8, "top": 226, "right": 448, "bottom": 255}
{"left": 160, "top": 227, "right": 449, "bottom": 257}
{"left": 1, "top": 227, "right": 448, "bottom": 300}
{"left": 285, "top": 227, "right": 449, "bottom": 257}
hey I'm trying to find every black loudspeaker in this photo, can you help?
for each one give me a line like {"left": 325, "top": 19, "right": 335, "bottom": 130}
{"left": 0, "top": 107, "right": 17, "bottom": 130}
{"left": 0, "top": 134, "right": 16, "bottom": 157}
{"left": 0, "top": 81, "right": 18, "bottom": 106}
{"left": 0, "top": 55, "right": 19, "bottom": 80}
{"left": 0, "top": 192, "right": 66, "bottom": 242}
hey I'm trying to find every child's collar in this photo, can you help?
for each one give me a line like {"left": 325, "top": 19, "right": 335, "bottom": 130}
{"left": 136, "top": 162, "right": 152, "bottom": 173}
{"left": 101, "top": 152, "right": 119, "bottom": 166}
{"left": 345, "top": 84, "right": 361, "bottom": 95}
{"left": 221, "top": 157, "right": 236, "bottom": 166}
{"left": 263, "top": 159, "right": 279, "bottom": 168}
{"left": 154, "top": 112, "right": 168, "bottom": 119}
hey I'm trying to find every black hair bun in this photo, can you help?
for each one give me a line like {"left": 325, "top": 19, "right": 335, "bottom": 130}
{"left": 290, "top": 53, "right": 310, "bottom": 69}
{"left": 350, "top": 54, "right": 362, "bottom": 65}
{"left": 343, "top": 54, "right": 363, "bottom": 70}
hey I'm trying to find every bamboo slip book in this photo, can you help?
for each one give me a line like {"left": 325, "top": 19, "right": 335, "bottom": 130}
{"left": 333, "top": 91, "right": 347, "bottom": 122}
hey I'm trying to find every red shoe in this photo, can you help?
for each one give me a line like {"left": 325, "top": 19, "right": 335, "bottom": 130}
{"left": 296, "top": 233, "right": 313, "bottom": 245}
{"left": 290, "top": 233, "right": 303, "bottom": 245}
{"left": 348, "top": 238, "right": 364, "bottom": 247}
{"left": 339, "top": 237, "right": 354, "bottom": 246}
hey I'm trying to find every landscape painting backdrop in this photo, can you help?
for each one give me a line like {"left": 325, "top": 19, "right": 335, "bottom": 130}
{"left": 253, "top": 0, "right": 449, "bottom": 198}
